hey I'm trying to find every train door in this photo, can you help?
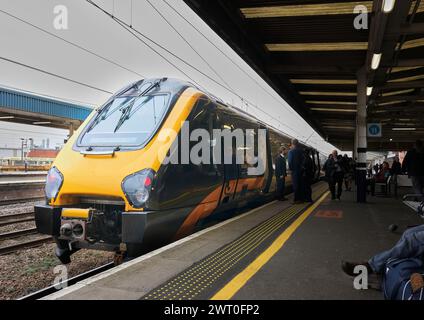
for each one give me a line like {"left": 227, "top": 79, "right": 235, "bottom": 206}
{"left": 311, "top": 150, "right": 318, "bottom": 181}
{"left": 216, "top": 105, "right": 239, "bottom": 206}
{"left": 154, "top": 98, "right": 223, "bottom": 211}
{"left": 261, "top": 126, "right": 273, "bottom": 193}
{"left": 316, "top": 151, "right": 322, "bottom": 180}
{"left": 233, "top": 122, "right": 269, "bottom": 200}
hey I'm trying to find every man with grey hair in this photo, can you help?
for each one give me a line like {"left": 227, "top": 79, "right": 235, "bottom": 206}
{"left": 288, "top": 139, "right": 305, "bottom": 204}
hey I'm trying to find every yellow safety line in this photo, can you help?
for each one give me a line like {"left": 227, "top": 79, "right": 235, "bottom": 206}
{"left": 211, "top": 191, "right": 330, "bottom": 300}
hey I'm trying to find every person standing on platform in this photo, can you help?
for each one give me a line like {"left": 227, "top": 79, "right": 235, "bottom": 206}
{"left": 402, "top": 140, "right": 424, "bottom": 196}
{"left": 391, "top": 156, "right": 402, "bottom": 176}
{"left": 288, "top": 139, "right": 305, "bottom": 204}
{"left": 275, "top": 147, "right": 288, "bottom": 201}
{"left": 303, "top": 149, "right": 314, "bottom": 203}
{"left": 390, "top": 156, "right": 402, "bottom": 190}
{"left": 342, "top": 154, "right": 353, "bottom": 191}
{"left": 323, "top": 150, "right": 344, "bottom": 200}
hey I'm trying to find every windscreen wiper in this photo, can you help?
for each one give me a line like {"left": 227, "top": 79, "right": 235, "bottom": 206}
{"left": 86, "top": 81, "right": 143, "bottom": 133}
{"left": 113, "top": 79, "right": 164, "bottom": 133}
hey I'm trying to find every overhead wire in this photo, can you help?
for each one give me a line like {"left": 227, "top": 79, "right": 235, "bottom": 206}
{"left": 0, "top": 56, "right": 113, "bottom": 94}
{"left": 145, "top": 0, "right": 235, "bottom": 92}
{"left": 84, "top": 0, "right": 305, "bottom": 138}
{"left": 0, "top": 8, "right": 146, "bottom": 79}
{"left": 160, "top": 0, "right": 300, "bottom": 118}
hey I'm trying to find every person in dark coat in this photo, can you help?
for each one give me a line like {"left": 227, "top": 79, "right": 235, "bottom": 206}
{"left": 274, "top": 146, "right": 287, "bottom": 201}
{"left": 288, "top": 139, "right": 305, "bottom": 204}
{"left": 303, "top": 149, "right": 314, "bottom": 202}
{"left": 323, "top": 150, "right": 344, "bottom": 200}
{"left": 323, "top": 154, "right": 334, "bottom": 180}
{"left": 390, "top": 156, "right": 402, "bottom": 188}
{"left": 402, "top": 140, "right": 424, "bottom": 195}
{"left": 390, "top": 156, "right": 402, "bottom": 175}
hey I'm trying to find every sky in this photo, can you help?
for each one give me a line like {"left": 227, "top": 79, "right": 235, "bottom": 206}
{"left": 0, "top": 0, "right": 339, "bottom": 154}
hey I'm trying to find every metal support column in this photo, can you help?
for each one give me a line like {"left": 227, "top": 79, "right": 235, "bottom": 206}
{"left": 354, "top": 122, "right": 359, "bottom": 162}
{"left": 356, "top": 68, "right": 367, "bottom": 203}
{"left": 69, "top": 123, "right": 75, "bottom": 137}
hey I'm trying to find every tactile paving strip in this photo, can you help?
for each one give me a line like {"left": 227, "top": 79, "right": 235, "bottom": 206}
{"left": 143, "top": 184, "right": 328, "bottom": 300}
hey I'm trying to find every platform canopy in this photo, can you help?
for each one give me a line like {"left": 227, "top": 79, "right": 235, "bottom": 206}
{"left": 183, "top": 0, "right": 424, "bottom": 151}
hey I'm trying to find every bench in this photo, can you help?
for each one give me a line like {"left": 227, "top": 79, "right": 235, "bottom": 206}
{"left": 402, "top": 194, "right": 424, "bottom": 217}
{"left": 374, "top": 175, "right": 391, "bottom": 197}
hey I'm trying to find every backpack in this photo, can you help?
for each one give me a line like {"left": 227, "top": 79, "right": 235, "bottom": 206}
{"left": 382, "top": 258, "right": 424, "bottom": 300}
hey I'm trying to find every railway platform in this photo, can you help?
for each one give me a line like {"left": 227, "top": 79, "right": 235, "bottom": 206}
{"left": 43, "top": 182, "right": 422, "bottom": 300}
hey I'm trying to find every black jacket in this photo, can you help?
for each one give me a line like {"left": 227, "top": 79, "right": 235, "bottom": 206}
{"left": 323, "top": 157, "right": 344, "bottom": 178}
{"left": 390, "top": 161, "right": 402, "bottom": 175}
{"left": 402, "top": 148, "right": 424, "bottom": 177}
{"left": 303, "top": 155, "right": 314, "bottom": 179}
{"left": 275, "top": 154, "right": 287, "bottom": 178}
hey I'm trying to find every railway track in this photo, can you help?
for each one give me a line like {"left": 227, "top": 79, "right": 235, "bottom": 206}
{"left": 0, "top": 227, "right": 38, "bottom": 240}
{"left": 19, "top": 262, "right": 115, "bottom": 300}
{"left": 0, "top": 209, "right": 51, "bottom": 255}
{"left": 0, "top": 211, "right": 35, "bottom": 227}
{"left": 0, "top": 236, "right": 53, "bottom": 255}
{"left": 0, "top": 197, "right": 44, "bottom": 206}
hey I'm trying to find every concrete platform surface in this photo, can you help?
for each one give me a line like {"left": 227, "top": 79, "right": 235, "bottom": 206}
{"left": 44, "top": 183, "right": 422, "bottom": 300}
{"left": 233, "top": 189, "right": 422, "bottom": 300}
{"left": 45, "top": 184, "right": 327, "bottom": 300}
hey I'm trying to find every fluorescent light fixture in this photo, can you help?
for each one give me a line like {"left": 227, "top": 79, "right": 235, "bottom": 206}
{"left": 392, "top": 128, "right": 416, "bottom": 131}
{"left": 310, "top": 108, "right": 357, "bottom": 113}
{"left": 266, "top": 42, "right": 368, "bottom": 52}
{"left": 382, "top": 0, "right": 395, "bottom": 13}
{"left": 306, "top": 100, "right": 356, "bottom": 105}
{"left": 367, "top": 87, "right": 373, "bottom": 96}
{"left": 371, "top": 53, "right": 382, "bottom": 70}
{"left": 0, "top": 116, "right": 15, "bottom": 119}
{"left": 299, "top": 91, "right": 356, "bottom": 96}
{"left": 322, "top": 126, "right": 355, "bottom": 130}
{"left": 33, "top": 121, "right": 51, "bottom": 125}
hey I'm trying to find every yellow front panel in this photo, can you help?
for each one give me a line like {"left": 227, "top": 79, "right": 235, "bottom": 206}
{"left": 61, "top": 208, "right": 90, "bottom": 219}
{"left": 51, "top": 88, "right": 202, "bottom": 211}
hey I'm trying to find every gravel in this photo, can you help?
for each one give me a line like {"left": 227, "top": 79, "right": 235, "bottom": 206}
{"left": 0, "top": 243, "right": 114, "bottom": 300}
{"left": 0, "top": 201, "right": 41, "bottom": 216}
{"left": 0, "top": 201, "right": 114, "bottom": 300}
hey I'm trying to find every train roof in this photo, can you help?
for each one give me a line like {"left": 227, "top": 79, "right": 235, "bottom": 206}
{"left": 108, "top": 78, "right": 319, "bottom": 152}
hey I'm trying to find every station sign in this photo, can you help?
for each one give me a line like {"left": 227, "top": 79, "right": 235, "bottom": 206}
{"left": 367, "top": 123, "right": 382, "bottom": 137}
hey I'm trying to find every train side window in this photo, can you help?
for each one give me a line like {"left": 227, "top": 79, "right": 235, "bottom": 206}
{"left": 188, "top": 97, "right": 216, "bottom": 168}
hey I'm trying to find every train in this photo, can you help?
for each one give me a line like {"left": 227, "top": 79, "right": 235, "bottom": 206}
{"left": 35, "top": 78, "right": 326, "bottom": 264}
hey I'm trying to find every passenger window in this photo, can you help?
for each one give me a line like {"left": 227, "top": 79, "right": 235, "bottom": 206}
{"left": 188, "top": 98, "right": 216, "bottom": 168}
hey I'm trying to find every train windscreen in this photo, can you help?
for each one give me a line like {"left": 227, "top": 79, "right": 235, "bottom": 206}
{"left": 79, "top": 93, "right": 169, "bottom": 147}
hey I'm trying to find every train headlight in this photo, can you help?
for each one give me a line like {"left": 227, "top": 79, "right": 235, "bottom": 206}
{"left": 122, "top": 169, "right": 155, "bottom": 208}
{"left": 45, "top": 167, "right": 64, "bottom": 201}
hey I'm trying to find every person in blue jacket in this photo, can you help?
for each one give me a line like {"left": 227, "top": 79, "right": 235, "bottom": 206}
{"left": 342, "top": 224, "right": 424, "bottom": 293}
{"left": 288, "top": 139, "right": 305, "bottom": 204}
